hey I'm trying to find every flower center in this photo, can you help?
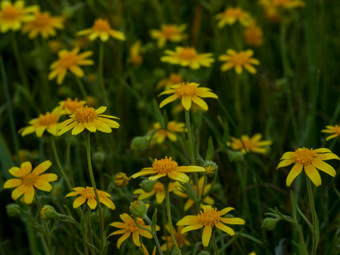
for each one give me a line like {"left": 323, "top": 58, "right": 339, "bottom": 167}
{"left": 175, "top": 83, "right": 198, "bottom": 97}
{"left": 63, "top": 99, "right": 83, "bottom": 113}
{"left": 82, "top": 187, "right": 95, "bottom": 199}
{"left": 59, "top": 53, "right": 79, "bottom": 68}
{"left": 198, "top": 208, "right": 220, "bottom": 226}
{"left": 32, "top": 13, "right": 52, "bottom": 28}
{"left": 93, "top": 19, "right": 111, "bottom": 32}
{"left": 294, "top": 148, "right": 316, "bottom": 165}
{"left": 125, "top": 218, "right": 142, "bottom": 233}
{"left": 332, "top": 125, "right": 340, "bottom": 135}
{"left": 162, "top": 26, "right": 178, "bottom": 38}
{"left": 38, "top": 113, "right": 58, "bottom": 126}
{"left": 2, "top": 6, "right": 20, "bottom": 20}
{"left": 178, "top": 48, "right": 197, "bottom": 60}
{"left": 231, "top": 53, "right": 250, "bottom": 65}
{"left": 74, "top": 106, "right": 97, "bottom": 123}
{"left": 152, "top": 157, "right": 178, "bottom": 174}
{"left": 225, "top": 8, "right": 243, "bottom": 18}
{"left": 22, "top": 173, "right": 38, "bottom": 186}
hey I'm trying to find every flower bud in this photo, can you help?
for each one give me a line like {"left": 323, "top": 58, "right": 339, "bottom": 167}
{"left": 131, "top": 136, "right": 149, "bottom": 150}
{"left": 140, "top": 179, "right": 156, "bottom": 192}
{"left": 203, "top": 160, "right": 218, "bottom": 176}
{"left": 227, "top": 150, "right": 244, "bottom": 162}
{"left": 129, "top": 200, "right": 148, "bottom": 218}
{"left": 41, "top": 205, "right": 58, "bottom": 220}
{"left": 6, "top": 204, "right": 21, "bottom": 217}
{"left": 114, "top": 172, "right": 130, "bottom": 187}
{"left": 262, "top": 217, "right": 280, "bottom": 231}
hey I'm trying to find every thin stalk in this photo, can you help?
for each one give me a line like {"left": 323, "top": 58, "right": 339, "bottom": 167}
{"left": 11, "top": 33, "right": 29, "bottom": 87}
{"left": 165, "top": 183, "right": 182, "bottom": 255}
{"left": 144, "top": 216, "right": 164, "bottom": 255}
{"left": 212, "top": 231, "right": 219, "bottom": 255}
{"left": 76, "top": 78, "right": 88, "bottom": 99}
{"left": 306, "top": 179, "right": 319, "bottom": 255}
{"left": 185, "top": 110, "right": 195, "bottom": 163}
{"left": 98, "top": 43, "right": 109, "bottom": 107}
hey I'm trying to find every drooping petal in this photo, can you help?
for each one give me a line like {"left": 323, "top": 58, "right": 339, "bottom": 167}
{"left": 215, "top": 222, "right": 235, "bottom": 236}
{"left": 117, "top": 232, "right": 131, "bottom": 248}
{"left": 202, "top": 225, "right": 212, "bottom": 247}
{"left": 312, "top": 159, "right": 336, "bottom": 177}
{"left": 286, "top": 163, "right": 303, "bottom": 186}
{"left": 305, "top": 164, "right": 322, "bottom": 187}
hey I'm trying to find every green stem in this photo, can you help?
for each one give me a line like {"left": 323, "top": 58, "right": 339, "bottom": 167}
{"left": 11, "top": 33, "right": 29, "bottom": 87}
{"left": 212, "top": 231, "right": 219, "bottom": 255}
{"left": 99, "top": 43, "right": 109, "bottom": 107}
{"left": 306, "top": 179, "right": 319, "bottom": 255}
{"left": 144, "top": 216, "right": 164, "bottom": 255}
{"left": 85, "top": 134, "right": 105, "bottom": 252}
{"left": 185, "top": 110, "right": 195, "bottom": 163}
{"left": 76, "top": 78, "right": 88, "bottom": 99}
{"left": 51, "top": 138, "right": 73, "bottom": 190}
{"left": 165, "top": 183, "right": 182, "bottom": 255}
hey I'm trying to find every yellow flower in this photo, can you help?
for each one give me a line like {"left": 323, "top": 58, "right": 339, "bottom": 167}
{"left": 321, "top": 125, "right": 340, "bottom": 141}
{"left": 131, "top": 156, "right": 205, "bottom": 183}
{"left": 259, "top": 0, "right": 305, "bottom": 21}
{"left": 22, "top": 11, "right": 63, "bottom": 38}
{"left": 156, "top": 73, "right": 184, "bottom": 90}
{"left": 219, "top": 49, "right": 260, "bottom": 74}
{"left": 58, "top": 98, "right": 86, "bottom": 115}
{"left": 161, "top": 225, "right": 190, "bottom": 251}
{"left": 244, "top": 23, "right": 263, "bottom": 47}
{"left": 134, "top": 182, "right": 166, "bottom": 204}
{"left": 77, "top": 18, "right": 125, "bottom": 42}
{"left": 48, "top": 48, "right": 94, "bottom": 85}
{"left": 159, "top": 82, "right": 218, "bottom": 111}
{"left": 109, "top": 213, "right": 158, "bottom": 248}
{"left": 227, "top": 134, "right": 272, "bottom": 154}
{"left": 20, "top": 107, "right": 62, "bottom": 137}
{"left": 216, "top": 7, "right": 252, "bottom": 28}
{"left": 151, "top": 121, "right": 185, "bottom": 144}
{"left": 150, "top": 24, "right": 186, "bottom": 48}
{"left": 129, "top": 41, "right": 143, "bottom": 66}
{"left": 0, "top": 1, "right": 38, "bottom": 33}
{"left": 58, "top": 106, "right": 119, "bottom": 135}
{"left": 161, "top": 47, "right": 214, "bottom": 69}
{"left": 277, "top": 147, "right": 339, "bottom": 187}
{"left": 3, "top": 160, "right": 58, "bottom": 204}
{"left": 177, "top": 206, "right": 245, "bottom": 247}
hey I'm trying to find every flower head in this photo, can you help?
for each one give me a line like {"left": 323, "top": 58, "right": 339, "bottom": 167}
{"left": 58, "top": 98, "right": 86, "bottom": 115}
{"left": 66, "top": 186, "right": 115, "bottom": 210}
{"left": 3, "top": 161, "right": 58, "bottom": 204}
{"left": 161, "top": 225, "right": 190, "bottom": 251}
{"left": 150, "top": 121, "right": 185, "bottom": 144}
{"left": 321, "top": 125, "right": 340, "bottom": 141}
{"left": 48, "top": 48, "right": 93, "bottom": 85}
{"left": 277, "top": 147, "right": 339, "bottom": 186}
{"left": 244, "top": 23, "right": 263, "bottom": 47}
{"left": 129, "top": 41, "right": 143, "bottom": 66}
{"left": 114, "top": 172, "right": 130, "bottom": 187}
{"left": 131, "top": 156, "right": 205, "bottom": 183}
{"left": 109, "top": 213, "right": 159, "bottom": 248}
{"left": 216, "top": 7, "right": 252, "bottom": 28}
{"left": 20, "top": 107, "right": 62, "bottom": 137}
{"left": 259, "top": 0, "right": 305, "bottom": 21}
{"left": 134, "top": 181, "right": 166, "bottom": 204}
{"left": 22, "top": 11, "right": 63, "bottom": 38}
{"left": 227, "top": 134, "right": 272, "bottom": 154}
{"left": 0, "top": 1, "right": 38, "bottom": 33}
{"left": 77, "top": 18, "right": 125, "bottom": 42}
{"left": 161, "top": 47, "right": 214, "bottom": 69}
{"left": 58, "top": 106, "right": 119, "bottom": 135}
{"left": 177, "top": 206, "right": 245, "bottom": 247}
{"left": 156, "top": 73, "right": 184, "bottom": 90}
{"left": 159, "top": 82, "right": 218, "bottom": 111}
{"left": 150, "top": 24, "right": 186, "bottom": 48}
{"left": 219, "top": 49, "right": 260, "bottom": 74}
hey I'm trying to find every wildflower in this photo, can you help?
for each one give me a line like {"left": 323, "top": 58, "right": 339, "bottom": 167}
{"left": 150, "top": 121, "right": 185, "bottom": 144}
{"left": 48, "top": 48, "right": 93, "bottom": 85}
{"left": 58, "top": 98, "right": 86, "bottom": 115}
{"left": 321, "top": 125, "right": 340, "bottom": 141}
{"left": 3, "top": 161, "right": 58, "bottom": 204}
{"left": 0, "top": 0, "right": 38, "bottom": 33}
{"left": 150, "top": 24, "right": 186, "bottom": 48}
{"left": 22, "top": 11, "right": 63, "bottom": 38}
{"left": 277, "top": 147, "right": 339, "bottom": 186}
{"left": 130, "top": 41, "right": 143, "bottom": 66}
{"left": 161, "top": 47, "right": 214, "bottom": 69}
{"left": 66, "top": 186, "right": 115, "bottom": 210}
{"left": 244, "top": 23, "right": 263, "bottom": 47}
{"left": 58, "top": 106, "right": 119, "bottom": 135}
{"left": 77, "top": 18, "right": 125, "bottom": 42}
{"left": 219, "top": 49, "right": 260, "bottom": 74}
{"left": 177, "top": 206, "right": 245, "bottom": 247}
{"left": 227, "top": 134, "right": 272, "bottom": 154}
{"left": 216, "top": 7, "right": 252, "bottom": 28}
{"left": 161, "top": 225, "right": 190, "bottom": 251}
{"left": 259, "top": 0, "right": 305, "bottom": 21}
{"left": 109, "top": 213, "right": 158, "bottom": 248}
{"left": 159, "top": 82, "right": 218, "bottom": 111}
{"left": 114, "top": 172, "right": 130, "bottom": 187}
{"left": 156, "top": 73, "right": 184, "bottom": 90}
{"left": 134, "top": 182, "right": 178, "bottom": 204}
{"left": 131, "top": 156, "right": 205, "bottom": 183}
{"left": 20, "top": 108, "right": 62, "bottom": 137}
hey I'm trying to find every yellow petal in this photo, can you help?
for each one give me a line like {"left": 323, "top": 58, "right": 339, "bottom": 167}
{"left": 312, "top": 159, "right": 336, "bottom": 177}
{"left": 202, "top": 225, "right": 212, "bottom": 247}
{"left": 23, "top": 186, "right": 35, "bottom": 204}
{"left": 3, "top": 178, "right": 22, "bottom": 188}
{"left": 277, "top": 159, "right": 294, "bottom": 169}
{"left": 32, "top": 160, "right": 52, "bottom": 175}
{"left": 215, "top": 222, "right": 235, "bottom": 236}
{"left": 305, "top": 164, "right": 322, "bottom": 187}
{"left": 286, "top": 163, "right": 303, "bottom": 186}
{"left": 117, "top": 232, "right": 130, "bottom": 248}
{"left": 87, "top": 198, "right": 97, "bottom": 210}
{"left": 73, "top": 196, "right": 86, "bottom": 208}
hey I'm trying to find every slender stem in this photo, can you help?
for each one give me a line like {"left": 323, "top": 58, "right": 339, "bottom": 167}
{"left": 99, "top": 43, "right": 109, "bottom": 107}
{"left": 306, "top": 179, "right": 319, "bottom": 255}
{"left": 76, "top": 78, "right": 88, "bottom": 99}
{"left": 85, "top": 134, "right": 105, "bottom": 252}
{"left": 51, "top": 138, "right": 73, "bottom": 191}
{"left": 212, "top": 230, "right": 219, "bottom": 255}
{"left": 144, "top": 216, "right": 164, "bottom": 255}
{"left": 11, "top": 33, "right": 29, "bottom": 87}
{"left": 165, "top": 183, "right": 182, "bottom": 255}
{"left": 185, "top": 110, "right": 195, "bottom": 163}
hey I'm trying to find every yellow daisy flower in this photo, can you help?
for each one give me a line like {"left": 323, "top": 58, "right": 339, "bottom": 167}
{"left": 151, "top": 121, "right": 185, "bottom": 144}
{"left": 161, "top": 225, "right": 190, "bottom": 251}
{"left": 129, "top": 41, "right": 143, "bottom": 66}
{"left": 20, "top": 107, "right": 62, "bottom": 137}
{"left": 321, "top": 125, "right": 340, "bottom": 141}
{"left": 161, "top": 47, "right": 214, "bottom": 69}
{"left": 3, "top": 160, "right": 58, "bottom": 204}
{"left": 66, "top": 186, "right": 115, "bottom": 210}
{"left": 150, "top": 24, "right": 186, "bottom": 48}
{"left": 58, "top": 106, "right": 119, "bottom": 135}
{"left": 244, "top": 23, "right": 263, "bottom": 47}
{"left": 134, "top": 182, "right": 166, "bottom": 204}
{"left": 131, "top": 156, "right": 205, "bottom": 183}
{"left": 277, "top": 147, "right": 339, "bottom": 186}
{"left": 219, "top": 49, "right": 260, "bottom": 74}
{"left": 227, "top": 134, "right": 272, "bottom": 154}
{"left": 156, "top": 73, "right": 184, "bottom": 90}
{"left": 22, "top": 11, "right": 63, "bottom": 38}
{"left": 216, "top": 7, "right": 252, "bottom": 28}
{"left": 159, "top": 82, "right": 218, "bottom": 111}
{"left": 77, "top": 18, "right": 125, "bottom": 42}
{"left": 177, "top": 206, "right": 245, "bottom": 247}
{"left": 48, "top": 48, "right": 94, "bottom": 85}
{"left": 109, "top": 213, "right": 158, "bottom": 248}
{"left": 0, "top": 0, "right": 38, "bottom": 33}
{"left": 58, "top": 98, "right": 86, "bottom": 115}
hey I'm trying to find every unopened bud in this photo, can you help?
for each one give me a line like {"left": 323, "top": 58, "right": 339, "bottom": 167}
{"left": 203, "top": 160, "right": 218, "bottom": 176}
{"left": 129, "top": 200, "right": 148, "bottom": 218}
{"left": 114, "top": 172, "right": 130, "bottom": 187}
{"left": 262, "top": 217, "right": 280, "bottom": 231}
{"left": 6, "top": 204, "right": 21, "bottom": 217}
{"left": 41, "top": 205, "right": 58, "bottom": 220}
{"left": 131, "top": 136, "right": 149, "bottom": 150}
{"left": 140, "top": 179, "right": 156, "bottom": 192}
